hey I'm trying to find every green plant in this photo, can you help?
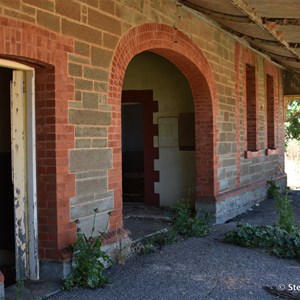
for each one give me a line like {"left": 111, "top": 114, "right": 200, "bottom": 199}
{"left": 148, "top": 230, "right": 177, "bottom": 247}
{"left": 225, "top": 182, "right": 299, "bottom": 259}
{"left": 137, "top": 229, "right": 177, "bottom": 255}
{"left": 224, "top": 223, "right": 300, "bottom": 259}
{"left": 170, "top": 200, "right": 210, "bottom": 238}
{"left": 267, "top": 181, "right": 297, "bottom": 233}
{"left": 130, "top": 200, "right": 209, "bottom": 257}
{"left": 162, "top": 228, "right": 178, "bottom": 245}
{"left": 63, "top": 210, "right": 112, "bottom": 291}
{"left": 224, "top": 181, "right": 300, "bottom": 258}
{"left": 285, "top": 99, "right": 300, "bottom": 144}
{"left": 63, "top": 233, "right": 111, "bottom": 290}
{"left": 112, "top": 231, "right": 131, "bottom": 265}
{"left": 139, "top": 240, "right": 156, "bottom": 255}
{"left": 14, "top": 278, "right": 25, "bottom": 300}
{"left": 267, "top": 180, "right": 279, "bottom": 198}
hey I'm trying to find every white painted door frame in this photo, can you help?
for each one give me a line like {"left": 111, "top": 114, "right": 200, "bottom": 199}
{"left": 25, "top": 69, "right": 39, "bottom": 281}
{"left": 1, "top": 59, "right": 39, "bottom": 281}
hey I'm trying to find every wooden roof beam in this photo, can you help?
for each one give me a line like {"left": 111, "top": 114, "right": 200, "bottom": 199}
{"left": 230, "top": 0, "right": 300, "bottom": 61}
{"left": 180, "top": 0, "right": 251, "bottom": 23}
{"left": 262, "top": 18, "right": 300, "bottom": 26}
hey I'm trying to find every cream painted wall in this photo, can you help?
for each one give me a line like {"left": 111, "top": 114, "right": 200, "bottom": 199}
{"left": 123, "top": 51, "right": 195, "bottom": 207}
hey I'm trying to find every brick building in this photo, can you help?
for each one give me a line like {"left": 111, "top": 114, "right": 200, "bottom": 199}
{"left": 0, "top": 0, "right": 299, "bottom": 293}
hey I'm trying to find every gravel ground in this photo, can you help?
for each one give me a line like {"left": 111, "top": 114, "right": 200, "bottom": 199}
{"left": 50, "top": 191, "right": 300, "bottom": 300}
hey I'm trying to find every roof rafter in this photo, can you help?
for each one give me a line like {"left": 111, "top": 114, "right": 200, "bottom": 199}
{"left": 179, "top": 0, "right": 251, "bottom": 23}
{"left": 230, "top": 0, "right": 300, "bottom": 61}
{"left": 262, "top": 18, "right": 300, "bottom": 26}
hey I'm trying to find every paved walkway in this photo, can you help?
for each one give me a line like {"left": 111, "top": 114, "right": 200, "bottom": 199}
{"left": 123, "top": 202, "right": 171, "bottom": 240}
{"left": 50, "top": 191, "right": 300, "bottom": 300}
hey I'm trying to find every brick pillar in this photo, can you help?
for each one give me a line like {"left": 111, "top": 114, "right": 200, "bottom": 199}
{"left": 36, "top": 65, "right": 76, "bottom": 261}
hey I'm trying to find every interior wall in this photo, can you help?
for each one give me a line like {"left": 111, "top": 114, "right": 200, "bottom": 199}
{"left": 123, "top": 52, "right": 195, "bottom": 207}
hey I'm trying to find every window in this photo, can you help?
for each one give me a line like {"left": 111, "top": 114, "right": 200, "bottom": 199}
{"left": 266, "top": 74, "right": 275, "bottom": 149}
{"left": 178, "top": 113, "right": 195, "bottom": 151}
{"left": 246, "top": 64, "right": 257, "bottom": 151}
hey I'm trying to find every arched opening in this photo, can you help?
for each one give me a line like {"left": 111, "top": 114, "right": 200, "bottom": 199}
{"left": 121, "top": 52, "right": 196, "bottom": 237}
{"left": 107, "top": 24, "right": 218, "bottom": 237}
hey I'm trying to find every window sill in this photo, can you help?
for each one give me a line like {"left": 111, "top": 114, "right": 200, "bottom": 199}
{"left": 265, "top": 148, "right": 279, "bottom": 156}
{"left": 244, "top": 150, "right": 260, "bottom": 159}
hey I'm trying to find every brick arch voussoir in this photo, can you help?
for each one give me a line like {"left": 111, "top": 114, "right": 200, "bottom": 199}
{"left": 108, "top": 23, "right": 219, "bottom": 230}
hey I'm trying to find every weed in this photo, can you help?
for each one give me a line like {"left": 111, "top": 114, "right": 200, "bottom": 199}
{"left": 14, "top": 278, "right": 25, "bottom": 300}
{"left": 63, "top": 210, "right": 112, "bottom": 291}
{"left": 225, "top": 181, "right": 299, "bottom": 259}
{"left": 112, "top": 231, "right": 131, "bottom": 265}
{"left": 131, "top": 229, "right": 177, "bottom": 256}
{"left": 140, "top": 241, "right": 156, "bottom": 255}
{"left": 267, "top": 180, "right": 279, "bottom": 199}
{"left": 112, "top": 246, "right": 128, "bottom": 265}
{"left": 156, "top": 228, "right": 177, "bottom": 246}
{"left": 224, "top": 223, "right": 300, "bottom": 259}
{"left": 129, "top": 199, "right": 210, "bottom": 257}
{"left": 136, "top": 200, "right": 210, "bottom": 255}
{"left": 147, "top": 230, "right": 177, "bottom": 248}
{"left": 267, "top": 180, "right": 297, "bottom": 233}
{"left": 170, "top": 200, "right": 210, "bottom": 238}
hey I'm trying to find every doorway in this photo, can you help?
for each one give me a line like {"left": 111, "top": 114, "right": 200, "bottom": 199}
{"left": 122, "top": 52, "right": 196, "bottom": 208}
{"left": 122, "top": 103, "right": 145, "bottom": 202}
{"left": 121, "top": 90, "right": 159, "bottom": 207}
{"left": 0, "top": 62, "right": 39, "bottom": 287}
{"left": 0, "top": 68, "right": 14, "bottom": 286}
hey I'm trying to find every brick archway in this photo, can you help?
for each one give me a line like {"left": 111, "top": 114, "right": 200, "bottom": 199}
{"left": 0, "top": 17, "right": 76, "bottom": 262}
{"left": 108, "top": 23, "right": 218, "bottom": 231}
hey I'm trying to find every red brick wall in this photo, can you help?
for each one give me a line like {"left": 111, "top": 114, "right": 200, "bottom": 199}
{"left": 0, "top": 17, "right": 76, "bottom": 261}
{"left": 0, "top": 0, "right": 286, "bottom": 258}
{"left": 107, "top": 23, "right": 219, "bottom": 230}
{"left": 235, "top": 42, "right": 284, "bottom": 188}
